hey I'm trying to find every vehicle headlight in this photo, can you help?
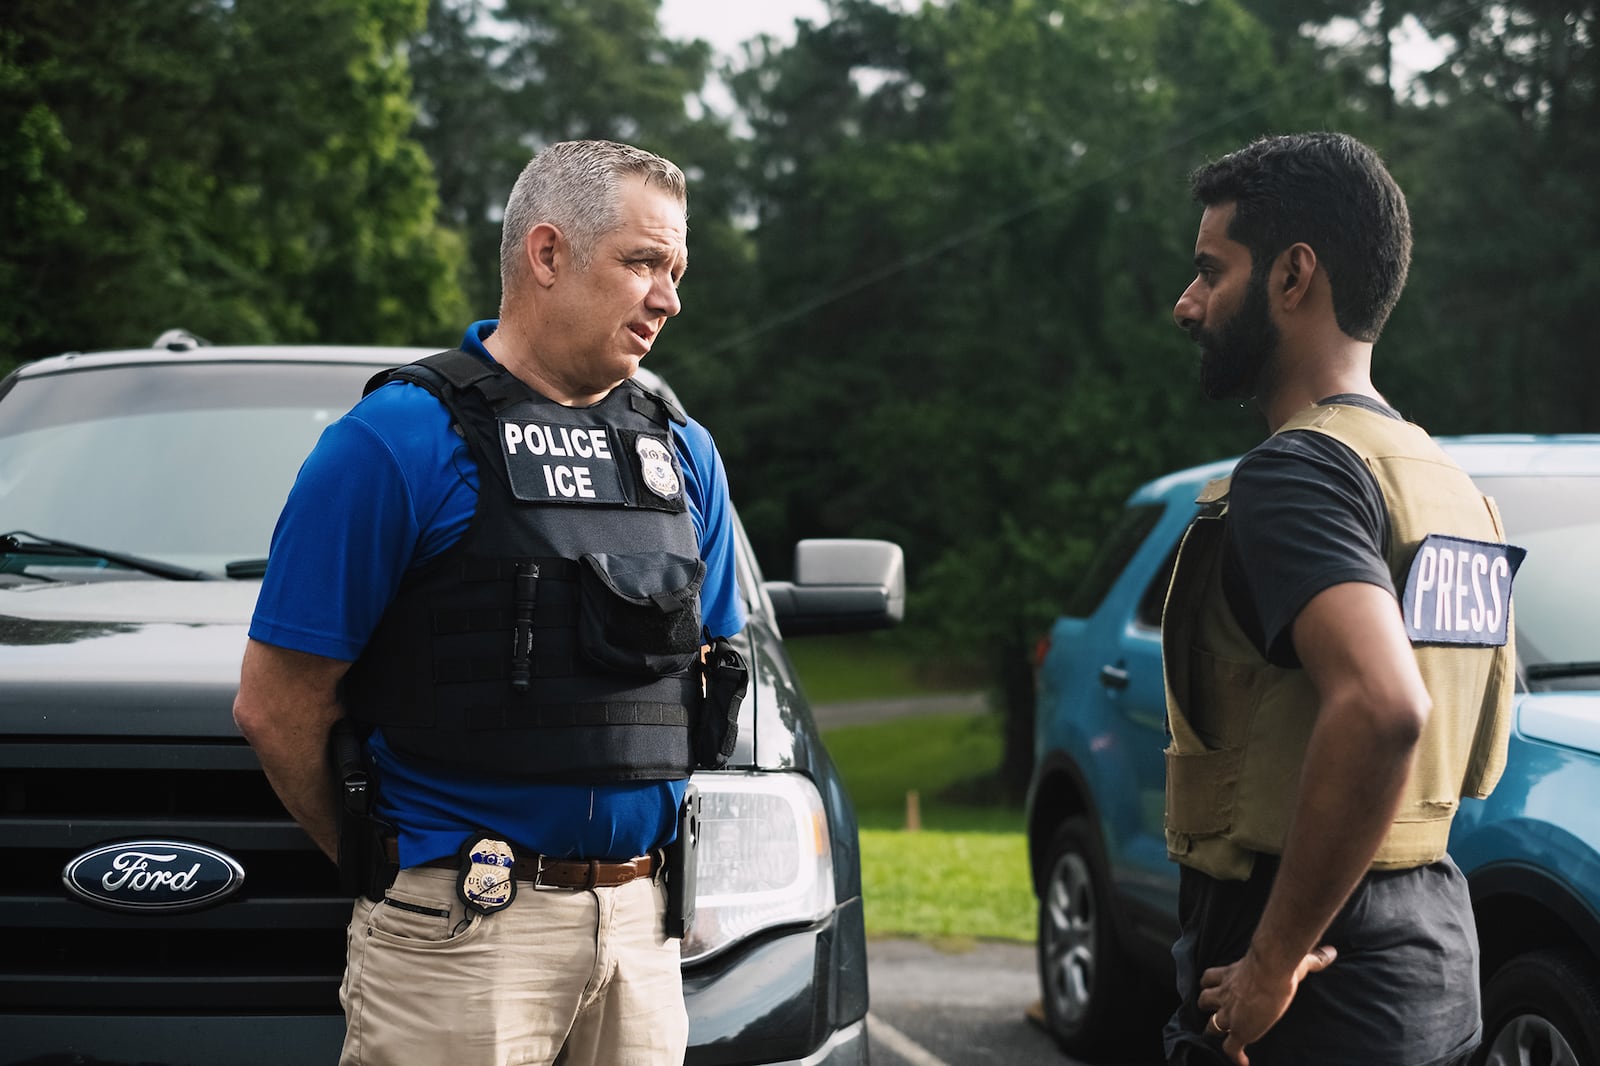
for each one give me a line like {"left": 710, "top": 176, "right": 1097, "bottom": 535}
{"left": 679, "top": 771, "right": 836, "bottom": 965}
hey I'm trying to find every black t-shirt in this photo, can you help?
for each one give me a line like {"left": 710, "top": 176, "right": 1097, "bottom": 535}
{"left": 1164, "top": 397, "right": 1482, "bottom": 1066}
{"left": 1222, "top": 394, "right": 1396, "bottom": 667}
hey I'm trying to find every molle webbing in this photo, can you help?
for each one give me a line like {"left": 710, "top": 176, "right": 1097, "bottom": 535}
{"left": 463, "top": 700, "right": 692, "bottom": 731}
{"left": 426, "top": 556, "right": 579, "bottom": 684}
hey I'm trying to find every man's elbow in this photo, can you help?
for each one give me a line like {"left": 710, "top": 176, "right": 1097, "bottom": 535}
{"left": 232, "top": 690, "right": 268, "bottom": 747}
{"left": 1355, "top": 688, "right": 1431, "bottom": 750}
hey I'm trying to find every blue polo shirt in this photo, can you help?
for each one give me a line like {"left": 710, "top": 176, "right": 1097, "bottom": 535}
{"left": 250, "top": 321, "right": 745, "bottom": 864}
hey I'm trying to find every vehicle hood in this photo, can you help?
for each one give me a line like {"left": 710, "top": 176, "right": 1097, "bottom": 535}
{"left": 0, "top": 579, "right": 255, "bottom": 738}
{"left": 1519, "top": 689, "right": 1600, "bottom": 757}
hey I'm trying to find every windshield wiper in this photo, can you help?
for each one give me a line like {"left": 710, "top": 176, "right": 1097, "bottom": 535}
{"left": 0, "top": 531, "right": 215, "bottom": 582}
{"left": 1525, "top": 661, "right": 1600, "bottom": 682}
{"left": 224, "top": 557, "right": 270, "bottom": 579}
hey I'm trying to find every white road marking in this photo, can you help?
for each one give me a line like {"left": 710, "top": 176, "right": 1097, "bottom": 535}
{"left": 869, "top": 1011, "right": 954, "bottom": 1066}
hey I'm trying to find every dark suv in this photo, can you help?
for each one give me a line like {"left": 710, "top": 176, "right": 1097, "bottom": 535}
{"left": 0, "top": 335, "right": 904, "bottom": 1066}
{"left": 1026, "top": 436, "right": 1600, "bottom": 1065}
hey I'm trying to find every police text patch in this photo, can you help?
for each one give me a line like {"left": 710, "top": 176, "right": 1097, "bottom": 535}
{"left": 1402, "top": 534, "right": 1525, "bottom": 646}
{"left": 500, "top": 418, "right": 626, "bottom": 505}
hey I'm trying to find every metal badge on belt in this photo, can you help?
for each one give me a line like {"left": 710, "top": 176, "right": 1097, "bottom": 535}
{"left": 457, "top": 833, "right": 517, "bottom": 914}
{"left": 1402, "top": 533, "right": 1527, "bottom": 646}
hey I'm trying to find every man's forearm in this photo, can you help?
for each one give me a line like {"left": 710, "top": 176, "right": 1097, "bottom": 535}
{"left": 234, "top": 640, "right": 353, "bottom": 865}
{"left": 256, "top": 741, "right": 342, "bottom": 863}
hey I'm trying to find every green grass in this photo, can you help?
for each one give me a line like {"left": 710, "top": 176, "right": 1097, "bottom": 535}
{"left": 799, "top": 638, "right": 1035, "bottom": 943}
{"left": 858, "top": 829, "right": 1035, "bottom": 943}
{"left": 821, "top": 712, "right": 1016, "bottom": 830}
{"left": 784, "top": 633, "right": 972, "bottom": 704}
{"left": 821, "top": 712, "right": 1035, "bottom": 943}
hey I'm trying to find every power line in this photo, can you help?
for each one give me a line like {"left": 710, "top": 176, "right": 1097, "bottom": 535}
{"left": 699, "top": 0, "right": 1498, "bottom": 356}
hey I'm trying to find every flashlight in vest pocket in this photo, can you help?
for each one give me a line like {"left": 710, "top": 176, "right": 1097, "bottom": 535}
{"left": 510, "top": 562, "right": 540, "bottom": 692}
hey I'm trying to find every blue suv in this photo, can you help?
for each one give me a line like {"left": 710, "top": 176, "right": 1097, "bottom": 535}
{"left": 1025, "top": 436, "right": 1600, "bottom": 1066}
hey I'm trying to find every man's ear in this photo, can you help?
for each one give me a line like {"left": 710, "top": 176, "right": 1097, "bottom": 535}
{"left": 1279, "top": 243, "right": 1317, "bottom": 309}
{"left": 524, "top": 223, "right": 563, "bottom": 288}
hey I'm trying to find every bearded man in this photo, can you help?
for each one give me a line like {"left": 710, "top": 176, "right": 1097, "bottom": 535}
{"left": 1162, "top": 132, "right": 1519, "bottom": 1066}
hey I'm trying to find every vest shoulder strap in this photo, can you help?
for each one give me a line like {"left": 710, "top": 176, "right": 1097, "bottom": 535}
{"left": 363, "top": 349, "right": 529, "bottom": 410}
{"left": 1274, "top": 402, "right": 1445, "bottom": 465}
{"left": 366, "top": 353, "right": 688, "bottom": 428}
{"left": 624, "top": 380, "right": 687, "bottom": 428}
{"left": 1195, "top": 475, "right": 1232, "bottom": 507}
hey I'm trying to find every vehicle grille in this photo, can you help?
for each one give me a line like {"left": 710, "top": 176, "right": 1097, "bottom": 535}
{"left": 1, "top": 737, "right": 347, "bottom": 1013}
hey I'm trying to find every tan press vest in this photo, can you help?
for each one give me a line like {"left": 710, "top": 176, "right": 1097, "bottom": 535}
{"left": 1162, "top": 403, "right": 1517, "bottom": 882}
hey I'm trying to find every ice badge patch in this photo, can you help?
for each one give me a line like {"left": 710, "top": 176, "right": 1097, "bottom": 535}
{"left": 636, "top": 436, "right": 681, "bottom": 499}
{"left": 457, "top": 834, "right": 517, "bottom": 915}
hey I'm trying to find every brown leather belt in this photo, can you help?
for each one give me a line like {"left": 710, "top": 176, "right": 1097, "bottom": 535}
{"left": 383, "top": 838, "right": 658, "bottom": 890}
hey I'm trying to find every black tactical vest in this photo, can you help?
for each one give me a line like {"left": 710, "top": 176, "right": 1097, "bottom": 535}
{"left": 340, "top": 349, "right": 705, "bottom": 782}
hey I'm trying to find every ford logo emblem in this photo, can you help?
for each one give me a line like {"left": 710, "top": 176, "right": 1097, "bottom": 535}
{"left": 62, "top": 840, "right": 245, "bottom": 913}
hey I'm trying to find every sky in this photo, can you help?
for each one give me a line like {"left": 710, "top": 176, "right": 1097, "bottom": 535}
{"left": 657, "top": 0, "right": 830, "bottom": 61}
{"left": 654, "top": 1, "right": 1449, "bottom": 99}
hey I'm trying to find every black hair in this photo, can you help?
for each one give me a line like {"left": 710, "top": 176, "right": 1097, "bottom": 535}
{"left": 1189, "top": 132, "right": 1412, "bottom": 342}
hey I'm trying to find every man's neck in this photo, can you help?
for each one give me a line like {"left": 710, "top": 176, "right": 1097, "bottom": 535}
{"left": 1259, "top": 338, "right": 1379, "bottom": 433}
{"left": 484, "top": 319, "right": 613, "bottom": 407}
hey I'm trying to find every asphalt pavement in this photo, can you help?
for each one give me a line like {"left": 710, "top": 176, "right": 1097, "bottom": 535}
{"left": 866, "top": 936, "right": 1164, "bottom": 1066}
{"left": 867, "top": 936, "right": 1055, "bottom": 1065}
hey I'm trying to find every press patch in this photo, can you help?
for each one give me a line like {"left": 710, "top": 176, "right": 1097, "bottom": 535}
{"left": 456, "top": 834, "right": 517, "bottom": 915}
{"left": 1402, "top": 534, "right": 1525, "bottom": 647}
{"left": 635, "top": 436, "right": 681, "bottom": 500}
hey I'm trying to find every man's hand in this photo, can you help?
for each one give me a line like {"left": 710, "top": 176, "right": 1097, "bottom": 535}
{"left": 1197, "top": 944, "right": 1337, "bottom": 1065}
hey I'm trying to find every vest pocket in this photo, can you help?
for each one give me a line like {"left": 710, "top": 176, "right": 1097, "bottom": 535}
{"left": 577, "top": 551, "right": 706, "bottom": 676}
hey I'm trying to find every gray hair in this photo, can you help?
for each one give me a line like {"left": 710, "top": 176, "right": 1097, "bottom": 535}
{"left": 499, "top": 140, "right": 687, "bottom": 294}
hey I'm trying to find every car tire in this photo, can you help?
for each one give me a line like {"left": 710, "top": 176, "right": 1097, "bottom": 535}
{"left": 1036, "top": 816, "right": 1161, "bottom": 1058}
{"left": 1476, "top": 948, "right": 1600, "bottom": 1066}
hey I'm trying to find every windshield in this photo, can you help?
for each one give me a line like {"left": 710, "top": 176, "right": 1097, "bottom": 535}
{"left": 1475, "top": 473, "right": 1600, "bottom": 690}
{"left": 0, "top": 361, "right": 378, "bottom": 576}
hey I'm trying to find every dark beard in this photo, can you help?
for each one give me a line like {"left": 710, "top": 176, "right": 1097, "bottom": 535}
{"left": 1195, "top": 272, "right": 1278, "bottom": 401}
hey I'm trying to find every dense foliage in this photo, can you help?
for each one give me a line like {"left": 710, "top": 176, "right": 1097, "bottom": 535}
{"left": 4, "top": 0, "right": 1595, "bottom": 786}
{"left": 1, "top": 0, "right": 468, "bottom": 355}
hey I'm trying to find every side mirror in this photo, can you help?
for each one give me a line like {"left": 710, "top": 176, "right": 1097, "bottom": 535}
{"left": 763, "top": 539, "right": 905, "bottom": 636}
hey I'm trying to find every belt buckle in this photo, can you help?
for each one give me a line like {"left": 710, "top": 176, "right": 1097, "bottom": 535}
{"left": 529, "top": 853, "right": 563, "bottom": 892}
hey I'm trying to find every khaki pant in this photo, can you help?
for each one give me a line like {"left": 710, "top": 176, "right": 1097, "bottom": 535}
{"left": 339, "top": 866, "right": 687, "bottom": 1066}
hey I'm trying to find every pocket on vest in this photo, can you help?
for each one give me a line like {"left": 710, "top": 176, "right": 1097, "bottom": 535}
{"left": 577, "top": 551, "right": 705, "bottom": 676}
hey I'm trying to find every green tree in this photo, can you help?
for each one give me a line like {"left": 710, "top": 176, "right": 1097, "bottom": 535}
{"left": 406, "top": 0, "right": 757, "bottom": 398}
{"left": 1380, "top": 0, "right": 1600, "bottom": 432}
{"left": 1219, "top": 1, "right": 1600, "bottom": 433}
{"left": 0, "top": 0, "right": 466, "bottom": 368}
{"left": 723, "top": 0, "right": 1347, "bottom": 794}
{"left": 0, "top": 24, "right": 83, "bottom": 363}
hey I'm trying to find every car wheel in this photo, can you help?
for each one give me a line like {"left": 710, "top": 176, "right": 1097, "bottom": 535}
{"left": 1036, "top": 816, "right": 1155, "bottom": 1057}
{"left": 1477, "top": 948, "right": 1600, "bottom": 1066}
